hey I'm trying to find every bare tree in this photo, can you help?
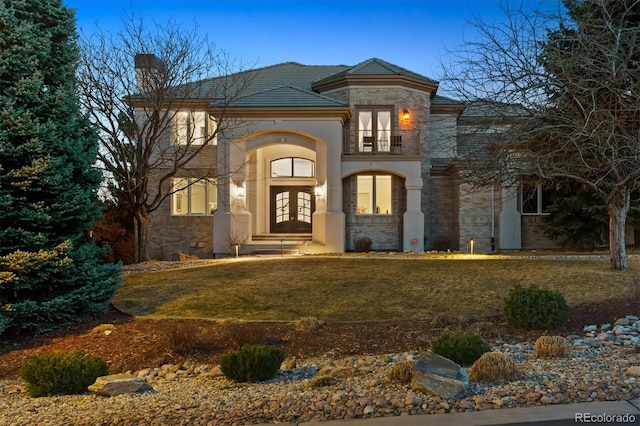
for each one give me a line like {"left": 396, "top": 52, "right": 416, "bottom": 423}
{"left": 77, "top": 14, "right": 251, "bottom": 262}
{"left": 441, "top": 0, "right": 640, "bottom": 270}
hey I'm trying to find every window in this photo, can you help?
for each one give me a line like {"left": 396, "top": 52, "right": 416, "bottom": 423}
{"left": 173, "top": 111, "right": 217, "bottom": 145}
{"left": 519, "top": 183, "right": 552, "bottom": 214}
{"left": 172, "top": 178, "right": 218, "bottom": 215}
{"left": 270, "top": 157, "right": 315, "bottom": 177}
{"left": 357, "top": 108, "right": 392, "bottom": 152}
{"left": 357, "top": 175, "right": 392, "bottom": 214}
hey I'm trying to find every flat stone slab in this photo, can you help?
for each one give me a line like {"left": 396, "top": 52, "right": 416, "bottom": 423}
{"left": 411, "top": 352, "right": 468, "bottom": 400}
{"left": 88, "top": 374, "right": 155, "bottom": 396}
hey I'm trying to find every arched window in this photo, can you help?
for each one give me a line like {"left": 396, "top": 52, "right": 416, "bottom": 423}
{"left": 270, "top": 157, "right": 315, "bottom": 177}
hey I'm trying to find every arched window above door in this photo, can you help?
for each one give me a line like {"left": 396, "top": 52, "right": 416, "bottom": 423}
{"left": 271, "top": 157, "right": 315, "bottom": 178}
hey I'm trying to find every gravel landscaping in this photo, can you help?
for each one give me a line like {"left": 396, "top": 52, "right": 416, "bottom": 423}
{"left": 1, "top": 317, "right": 639, "bottom": 425}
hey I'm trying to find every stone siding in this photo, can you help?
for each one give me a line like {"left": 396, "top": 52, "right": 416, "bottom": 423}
{"left": 326, "top": 87, "right": 429, "bottom": 156}
{"left": 343, "top": 174, "right": 406, "bottom": 251}
{"left": 521, "top": 215, "right": 562, "bottom": 250}
{"left": 426, "top": 172, "right": 459, "bottom": 251}
{"left": 147, "top": 168, "right": 216, "bottom": 260}
{"left": 458, "top": 184, "right": 496, "bottom": 253}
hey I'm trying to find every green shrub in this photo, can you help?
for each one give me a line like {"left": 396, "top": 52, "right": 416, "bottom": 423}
{"left": 22, "top": 349, "right": 109, "bottom": 397}
{"left": 354, "top": 236, "right": 372, "bottom": 252}
{"left": 431, "top": 332, "right": 490, "bottom": 366}
{"left": 503, "top": 284, "right": 570, "bottom": 330}
{"left": 219, "top": 344, "right": 285, "bottom": 382}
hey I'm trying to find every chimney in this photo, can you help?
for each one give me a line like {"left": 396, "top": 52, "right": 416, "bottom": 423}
{"left": 134, "top": 53, "right": 165, "bottom": 92}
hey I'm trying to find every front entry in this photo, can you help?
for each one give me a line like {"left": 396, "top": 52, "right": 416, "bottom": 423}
{"left": 271, "top": 186, "right": 314, "bottom": 233}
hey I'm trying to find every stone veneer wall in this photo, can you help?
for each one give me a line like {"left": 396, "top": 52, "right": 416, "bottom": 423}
{"left": 458, "top": 183, "right": 496, "bottom": 253}
{"left": 322, "top": 87, "right": 429, "bottom": 156}
{"left": 148, "top": 213, "right": 214, "bottom": 260}
{"left": 147, "top": 169, "right": 216, "bottom": 260}
{"left": 426, "top": 172, "right": 459, "bottom": 251}
{"left": 521, "top": 215, "right": 562, "bottom": 250}
{"left": 343, "top": 174, "right": 406, "bottom": 251}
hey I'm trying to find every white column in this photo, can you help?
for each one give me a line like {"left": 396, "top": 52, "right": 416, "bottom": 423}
{"left": 498, "top": 185, "right": 521, "bottom": 249}
{"left": 403, "top": 182, "right": 425, "bottom": 252}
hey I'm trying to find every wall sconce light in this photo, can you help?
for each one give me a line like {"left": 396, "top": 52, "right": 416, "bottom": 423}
{"left": 236, "top": 185, "right": 245, "bottom": 197}
{"left": 402, "top": 109, "right": 411, "bottom": 121}
{"left": 314, "top": 185, "right": 324, "bottom": 197}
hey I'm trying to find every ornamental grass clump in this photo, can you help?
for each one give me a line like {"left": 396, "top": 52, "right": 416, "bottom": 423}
{"left": 503, "top": 284, "right": 570, "bottom": 330}
{"left": 219, "top": 344, "right": 285, "bottom": 383}
{"left": 386, "top": 361, "right": 415, "bottom": 385}
{"left": 21, "top": 349, "right": 108, "bottom": 397}
{"left": 534, "top": 335, "right": 571, "bottom": 359}
{"left": 469, "top": 351, "right": 521, "bottom": 382}
{"left": 431, "top": 332, "right": 490, "bottom": 367}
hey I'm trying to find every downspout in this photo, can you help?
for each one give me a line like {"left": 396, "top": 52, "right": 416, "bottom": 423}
{"left": 491, "top": 185, "right": 496, "bottom": 252}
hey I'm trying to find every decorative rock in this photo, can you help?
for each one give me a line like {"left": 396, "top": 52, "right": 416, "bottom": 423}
{"left": 583, "top": 325, "right": 597, "bottom": 332}
{"left": 627, "top": 366, "right": 640, "bottom": 377}
{"left": 411, "top": 352, "right": 469, "bottom": 400}
{"left": 88, "top": 374, "right": 155, "bottom": 396}
{"left": 614, "top": 318, "right": 630, "bottom": 326}
{"left": 2, "top": 384, "right": 23, "bottom": 394}
{"left": 363, "top": 405, "right": 375, "bottom": 415}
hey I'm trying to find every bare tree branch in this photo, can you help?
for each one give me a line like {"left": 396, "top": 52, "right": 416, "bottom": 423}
{"left": 77, "top": 12, "right": 253, "bottom": 262}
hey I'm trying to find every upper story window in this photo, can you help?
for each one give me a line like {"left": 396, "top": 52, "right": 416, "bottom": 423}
{"left": 271, "top": 157, "right": 315, "bottom": 177}
{"left": 172, "top": 178, "right": 217, "bottom": 215}
{"left": 357, "top": 175, "right": 392, "bottom": 214}
{"left": 519, "top": 182, "right": 552, "bottom": 215}
{"left": 173, "top": 111, "right": 217, "bottom": 146}
{"left": 358, "top": 108, "right": 392, "bottom": 152}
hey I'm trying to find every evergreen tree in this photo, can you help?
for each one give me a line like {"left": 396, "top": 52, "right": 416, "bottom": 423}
{"left": 543, "top": 183, "right": 608, "bottom": 251}
{"left": 0, "top": 0, "right": 120, "bottom": 336}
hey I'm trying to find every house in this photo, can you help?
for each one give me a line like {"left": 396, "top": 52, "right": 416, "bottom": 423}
{"left": 142, "top": 57, "right": 560, "bottom": 259}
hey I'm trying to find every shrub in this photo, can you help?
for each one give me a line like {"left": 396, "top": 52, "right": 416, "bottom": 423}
{"left": 354, "top": 236, "right": 372, "bottom": 252}
{"left": 386, "top": 361, "right": 415, "bottom": 385}
{"left": 22, "top": 349, "right": 108, "bottom": 397}
{"left": 503, "top": 284, "right": 570, "bottom": 330}
{"left": 222, "top": 319, "right": 267, "bottom": 349}
{"left": 431, "top": 332, "right": 490, "bottom": 367}
{"left": 293, "top": 316, "right": 326, "bottom": 332}
{"left": 469, "top": 352, "right": 521, "bottom": 382}
{"left": 219, "top": 344, "right": 285, "bottom": 382}
{"left": 165, "top": 321, "right": 210, "bottom": 356}
{"left": 534, "top": 335, "right": 571, "bottom": 359}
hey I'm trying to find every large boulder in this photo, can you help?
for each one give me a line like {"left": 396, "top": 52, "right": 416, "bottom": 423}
{"left": 411, "top": 352, "right": 469, "bottom": 400}
{"left": 88, "top": 374, "right": 155, "bottom": 396}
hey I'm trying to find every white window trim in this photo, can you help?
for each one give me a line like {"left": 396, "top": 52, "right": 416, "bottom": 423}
{"left": 356, "top": 174, "right": 393, "bottom": 215}
{"left": 172, "top": 178, "right": 218, "bottom": 216}
{"left": 519, "top": 183, "right": 551, "bottom": 216}
{"left": 173, "top": 111, "right": 217, "bottom": 146}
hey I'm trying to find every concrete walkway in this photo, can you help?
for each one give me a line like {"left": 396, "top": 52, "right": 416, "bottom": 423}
{"left": 300, "top": 400, "right": 640, "bottom": 425}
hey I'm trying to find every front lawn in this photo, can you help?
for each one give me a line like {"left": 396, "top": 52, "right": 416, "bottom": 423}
{"left": 112, "top": 256, "right": 639, "bottom": 321}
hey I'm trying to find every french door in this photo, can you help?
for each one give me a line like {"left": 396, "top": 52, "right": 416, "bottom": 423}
{"left": 270, "top": 186, "right": 314, "bottom": 233}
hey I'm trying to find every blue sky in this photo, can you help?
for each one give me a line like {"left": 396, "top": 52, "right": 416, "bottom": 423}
{"left": 64, "top": 0, "right": 545, "bottom": 80}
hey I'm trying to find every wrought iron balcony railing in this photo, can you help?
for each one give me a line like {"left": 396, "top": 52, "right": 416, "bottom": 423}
{"left": 342, "top": 129, "right": 420, "bottom": 155}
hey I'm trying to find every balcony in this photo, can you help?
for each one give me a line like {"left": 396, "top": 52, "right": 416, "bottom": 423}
{"left": 342, "top": 129, "right": 420, "bottom": 155}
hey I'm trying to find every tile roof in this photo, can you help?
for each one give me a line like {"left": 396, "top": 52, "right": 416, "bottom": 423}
{"left": 321, "top": 57, "right": 438, "bottom": 84}
{"left": 232, "top": 85, "right": 348, "bottom": 108}
{"left": 179, "top": 58, "right": 441, "bottom": 109}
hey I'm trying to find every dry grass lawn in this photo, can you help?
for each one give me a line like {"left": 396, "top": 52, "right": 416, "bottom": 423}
{"left": 112, "top": 256, "right": 640, "bottom": 321}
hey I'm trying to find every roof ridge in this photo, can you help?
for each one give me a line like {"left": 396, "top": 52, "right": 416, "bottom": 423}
{"left": 349, "top": 58, "right": 401, "bottom": 75}
{"left": 235, "top": 84, "right": 349, "bottom": 107}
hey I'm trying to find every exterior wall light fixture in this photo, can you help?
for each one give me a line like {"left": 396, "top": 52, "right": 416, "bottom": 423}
{"left": 314, "top": 185, "right": 324, "bottom": 197}
{"left": 236, "top": 185, "right": 246, "bottom": 197}
{"left": 402, "top": 109, "right": 411, "bottom": 121}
